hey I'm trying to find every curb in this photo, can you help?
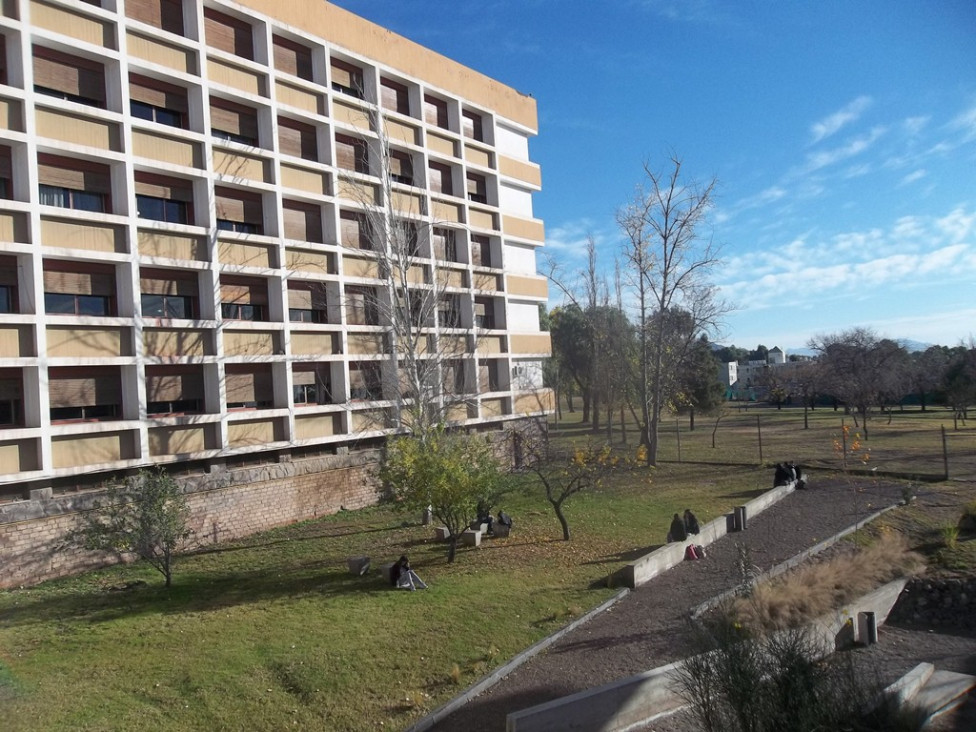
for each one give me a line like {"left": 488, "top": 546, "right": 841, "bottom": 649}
{"left": 404, "top": 588, "right": 631, "bottom": 732}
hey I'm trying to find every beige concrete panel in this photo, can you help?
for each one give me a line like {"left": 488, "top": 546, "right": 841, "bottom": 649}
{"left": 133, "top": 131, "right": 201, "bottom": 168}
{"left": 143, "top": 328, "right": 207, "bottom": 357}
{"left": 502, "top": 214, "right": 545, "bottom": 242}
{"left": 407, "top": 264, "right": 427, "bottom": 285}
{"left": 284, "top": 248, "right": 331, "bottom": 274}
{"left": 445, "top": 403, "right": 468, "bottom": 423}
{"left": 0, "top": 439, "right": 39, "bottom": 474}
{"left": 148, "top": 425, "right": 208, "bottom": 456}
{"left": 499, "top": 155, "right": 542, "bottom": 187}
{"left": 294, "top": 413, "right": 339, "bottom": 440}
{"left": 384, "top": 119, "right": 418, "bottom": 146}
{"left": 31, "top": 1, "right": 112, "bottom": 47}
{"left": 208, "top": 58, "right": 264, "bottom": 96}
{"left": 127, "top": 32, "right": 195, "bottom": 74}
{"left": 226, "top": 418, "right": 277, "bottom": 447}
{"left": 237, "top": 0, "right": 537, "bottom": 130}
{"left": 476, "top": 335, "right": 504, "bottom": 355}
{"left": 0, "top": 212, "right": 28, "bottom": 243}
{"left": 137, "top": 231, "right": 207, "bottom": 261}
{"left": 464, "top": 144, "right": 492, "bottom": 169}
{"left": 332, "top": 99, "right": 371, "bottom": 130}
{"left": 435, "top": 268, "right": 465, "bottom": 288}
{"left": 514, "top": 390, "right": 554, "bottom": 415}
{"left": 41, "top": 218, "right": 125, "bottom": 253}
{"left": 342, "top": 255, "right": 379, "bottom": 278}
{"left": 290, "top": 331, "right": 337, "bottom": 355}
{"left": 222, "top": 330, "right": 275, "bottom": 356}
{"left": 337, "top": 178, "right": 378, "bottom": 204}
{"left": 0, "top": 325, "right": 34, "bottom": 357}
{"left": 391, "top": 190, "right": 423, "bottom": 216}
{"left": 507, "top": 274, "right": 548, "bottom": 298}
{"left": 36, "top": 109, "right": 119, "bottom": 150}
{"left": 346, "top": 333, "right": 385, "bottom": 355}
{"left": 440, "top": 335, "right": 469, "bottom": 355}
{"left": 350, "top": 409, "right": 386, "bottom": 432}
{"left": 52, "top": 432, "right": 126, "bottom": 469}
{"left": 275, "top": 81, "right": 321, "bottom": 113}
{"left": 280, "top": 164, "right": 330, "bottom": 195}
{"left": 217, "top": 240, "right": 273, "bottom": 268}
{"left": 469, "top": 209, "right": 497, "bottom": 231}
{"left": 473, "top": 272, "right": 501, "bottom": 291}
{"left": 510, "top": 332, "right": 551, "bottom": 355}
{"left": 213, "top": 150, "right": 269, "bottom": 182}
{"left": 0, "top": 98, "right": 23, "bottom": 131}
{"left": 47, "top": 326, "right": 125, "bottom": 357}
{"left": 427, "top": 132, "right": 457, "bottom": 157}
{"left": 431, "top": 200, "right": 461, "bottom": 223}
{"left": 481, "top": 398, "right": 506, "bottom": 417}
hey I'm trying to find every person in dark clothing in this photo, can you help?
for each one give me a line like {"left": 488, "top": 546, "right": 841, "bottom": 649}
{"left": 683, "top": 509, "right": 700, "bottom": 536}
{"left": 390, "top": 555, "right": 427, "bottom": 591}
{"left": 668, "top": 513, "right": 688, "bottom": 543}
{"left": 497, "top": 511, "right": 513, "bottom": 529}
{"left": 773, "top": 462, "right": 791, "bottom": 487}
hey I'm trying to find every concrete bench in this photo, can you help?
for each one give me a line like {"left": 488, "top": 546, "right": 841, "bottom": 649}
{"left": 346, "top": 555, "right": 370, "bottom": 576}
{"left": 434, "top": 526, "right": 450, "bottom": 541}
{"left": 380, "top": 562, "right": 395, "bottom": 584}
{"left": 493, "top": 523, "right": 511, "bottom": 538}
{"left": 461, "top": 528, "right": 482, "bottom": 547}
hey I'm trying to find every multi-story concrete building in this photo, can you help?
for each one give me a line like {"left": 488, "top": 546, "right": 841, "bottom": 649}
{"left": 0, "top": 0, "right": 551, "bottom": 497}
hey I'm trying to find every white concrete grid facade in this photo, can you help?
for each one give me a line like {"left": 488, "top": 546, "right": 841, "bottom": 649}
{"left": 0, "top": 0, "right": 552, "bottom": 489}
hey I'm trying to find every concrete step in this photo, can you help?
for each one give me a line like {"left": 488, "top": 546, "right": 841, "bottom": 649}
{"left": 911, "top": 670, "right": 976, "bottom": 725}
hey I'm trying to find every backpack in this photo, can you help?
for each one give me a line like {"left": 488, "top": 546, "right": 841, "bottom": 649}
{"left": 684, "top": 544, "right": 699, "bottom": 561}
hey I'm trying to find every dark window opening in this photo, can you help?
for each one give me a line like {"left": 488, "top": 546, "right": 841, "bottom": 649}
{"left": 45, "top": 292, "right": 114, "bottom": 316}
{"left": 220, "top": 302, "right": 265, "bottom": 321}
{"left": 0, "top": 284, "right": 16, "bottom": 314}
{"left": 331, "top": 59, "right": 363, "bottom": 98}
{"left": 38, "top": 184, "right": 106, "bottom": 212}
{"left": 147, "top": 398, "right": 202, "bottom": 416}
{"left": 349, "top": 364, "right": 383, "bottom": 400}
{"left": 137, "top": 194, "right": 188, "bottom": 224}
{"left": 141, "top": 293, "right": 195, "bottom": 319}
{"left": 289, "top": 307, "right": 327, "bottom": 324}
{"left": 0, "top": 398, "right": 20, "bottom": 426}
{"left": 131, "top": 99, "right": 183, "bottom": 128}
{"left": 226, "top": 399, "right": 272, "bottom": 410}
{"left": 50, "top": 403, "right": 118, "bottom": 422}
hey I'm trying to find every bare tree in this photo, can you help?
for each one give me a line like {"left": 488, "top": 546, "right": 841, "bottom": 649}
{"left": 617, "top": 155, "right": 727, "bottom": 465}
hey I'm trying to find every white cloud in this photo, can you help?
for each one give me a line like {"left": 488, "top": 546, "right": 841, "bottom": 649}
{"left": 950, "top": 103, "right": 976, "bottom": 142}
{"left": 899, "top": 169, "right": 927, "bottom": 185}
{"left": 903, "top": 116, "right": 930, "bottom": 136}
{"left": 802, "top": 126, "right": 886, "bottom": 173}
{"left": 810, "top": 96, "right": 873, "bottom": 144}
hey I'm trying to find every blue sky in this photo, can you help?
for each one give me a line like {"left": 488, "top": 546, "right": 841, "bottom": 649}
{"left": 329, "top": 0, "right": 976, "bottom": 351}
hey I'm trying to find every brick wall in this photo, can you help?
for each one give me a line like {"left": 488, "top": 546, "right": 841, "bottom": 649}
{"left": 0, "top": 449, "right": 383, "bottom": 589}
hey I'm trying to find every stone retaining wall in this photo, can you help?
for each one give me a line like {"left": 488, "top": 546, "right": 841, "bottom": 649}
{"left": 0, "top": 450, "right": 382, "bottom": 589}
{"left": 889, "top": 577, "right": 976, "bottom": 631}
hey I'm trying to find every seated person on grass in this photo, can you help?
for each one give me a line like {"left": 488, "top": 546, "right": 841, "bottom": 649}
{"left": 390, "top": 555, "right": 427, "bottom": 591}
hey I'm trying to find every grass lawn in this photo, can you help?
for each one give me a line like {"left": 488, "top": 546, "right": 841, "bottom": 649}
{"left": 1, "top": 405, "right": 973, "bottom": 730}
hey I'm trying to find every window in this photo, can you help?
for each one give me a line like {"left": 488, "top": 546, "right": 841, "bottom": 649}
{"left": 292, "top": 366, "right": 332, "bottom": 405}
{"left": 349, "top": 362, "right": 382, "bottom": 400}
{"left": 432, "top": 228, "right": 460, "bottom": 263}
{"left": 48, "top": 367, "right": 121, "bottom": 423}
{"left": 211, "top": 98, "right": 259, "bottom": 146}
{"left": 389, "top": 149, "right": 413, "bottom": 185}
{"left": 462, "top": 110, "right": 484, "bottom": 142}
{"left": 220, "top": 277, "right": 267, "bottom": 321}
{"left": 438, "top": 296, "right": 461, "bottom": 328}
{"left": 282, "top": 200, "right": 322, "bottom": 243}
{"left": 345, "top": 286, "right": 379, "bottom": 326}
{"left": 126, "top": 0, "right": 184, "bottom": 35}
{"left": 145, "top": 366, "right": 204, "bottom": 415}
{"left": 224, "top": 364, "right": 273, "bottom": 409}
{"left": 37, "top": 154, "right": 110, "bottom": 213}
{"left": 273, "top": 35, "right": 313, "bottom": 81}
{"left": 135, "top": 172, "right": 193, "bottom": 225}
{"left": 479, "top": 360, "right": 500, "bottom": 392}
{"left": 33, "top": 47, "right": 105, "bottom": 108}
{"left": 335, "top": 134, "right": 369, "bottom": 174}
{"left": 215, "top": 187, "right": 263, "bottom": 234}
{"left": 466, "top": 173, "right": 488, "bottom": 204}
{"left": 424, "top": 94, "right": 448, "bottom": 129}
{"left": 44, "top": 264, "right": 115, "bottom": 316}
{"left": 140, "top": 268, "right": 197, "bottom": 319}
{"left": 428, "top": 162, "right": 453, "bottom": 196}
{"left": 442, "top": 360, "right": 467, "bottom": 394}
{"left": 330, "top": 58, "right": 363, "bottom": 98}
{"left": 381, "top": 78, "right": 409, "bottom": 115}
{"left": 471, "top": 235, "right": 493, "bottom": 267}
{"left": 0, "top": 35, "right": 7, "bottom": 87}
{"left": 0, "top": 284, "right": 15, "bottom": 313}
{"left": 288, "top": 285, "right": 328, "bottom": 323}
{"left": 278, "top": 116, "right": 318, "bottom": 161}
{"left": 129, "top": 74, "right": 187, "bottom": 128}
{"left": 0, "top": 145, "right": 11, "bottom": 200}
{"left": 0, "top": 370, "right": 22, "bottom": 426}
{"left": 339, "top": 210, "right": 370, "bottom": 250}
{"left": 204, "top": 7, "right": 253, "bottom": 60}
{"left": 474, "top": 297, "right": 495, "bottom": 330}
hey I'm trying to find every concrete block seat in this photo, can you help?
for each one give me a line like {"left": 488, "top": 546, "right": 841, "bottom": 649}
{"left": 493, "top": 523, "right": 511, "bottom": 538}
{"left": 434, "top": 526, "right": 450, "bottom": 540}
{"left": 461, "top": 528, "right": 482, "bottom": 547}
{"left": 347, "top": 555, "right": 370, "bottom": 576}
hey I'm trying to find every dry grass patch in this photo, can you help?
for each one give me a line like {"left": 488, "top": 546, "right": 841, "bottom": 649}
{"left": 730, "top": 532, "right": 924, "bottom": 632}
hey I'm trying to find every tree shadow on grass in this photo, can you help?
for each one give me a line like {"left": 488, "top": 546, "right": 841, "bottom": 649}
{"left": 186, "top": 522, "right": 405, "bottom": 559}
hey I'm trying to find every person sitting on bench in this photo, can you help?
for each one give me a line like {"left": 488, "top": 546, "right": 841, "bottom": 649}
{"left": 667, "top": 513, "right": 687, "bottom": 543}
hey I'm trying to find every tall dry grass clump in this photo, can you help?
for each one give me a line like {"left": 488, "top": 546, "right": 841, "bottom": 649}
{"left": 730, "top": 531, "right": 923, "bottom": 633}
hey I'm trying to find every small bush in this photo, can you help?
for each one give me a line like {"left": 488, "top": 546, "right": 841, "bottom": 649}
{"left": 941, "top": 523, "right": 960, "bottom": 550}
{"left": 959, "top": 501, "right": 976, "bottom": 532}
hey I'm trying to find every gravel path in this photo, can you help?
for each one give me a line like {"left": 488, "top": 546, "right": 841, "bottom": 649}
{"left": 428, "top": 477, "right": 921, "bottom": 732}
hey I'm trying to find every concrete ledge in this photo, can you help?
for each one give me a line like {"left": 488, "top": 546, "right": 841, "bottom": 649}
{"left": 346, "top": 555, "right": 370, "bottom": 576}
{"left": 621, "top": 482, "right": 797, "bottom": 588}
{"left": 883, "top": 662, "right": 935, "bottom": 708}
{"left": 434, "top": 526, "right": 450, "bottom": 541}
{"left": 461, "top": 529, "right": 482, "bottom": 547}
